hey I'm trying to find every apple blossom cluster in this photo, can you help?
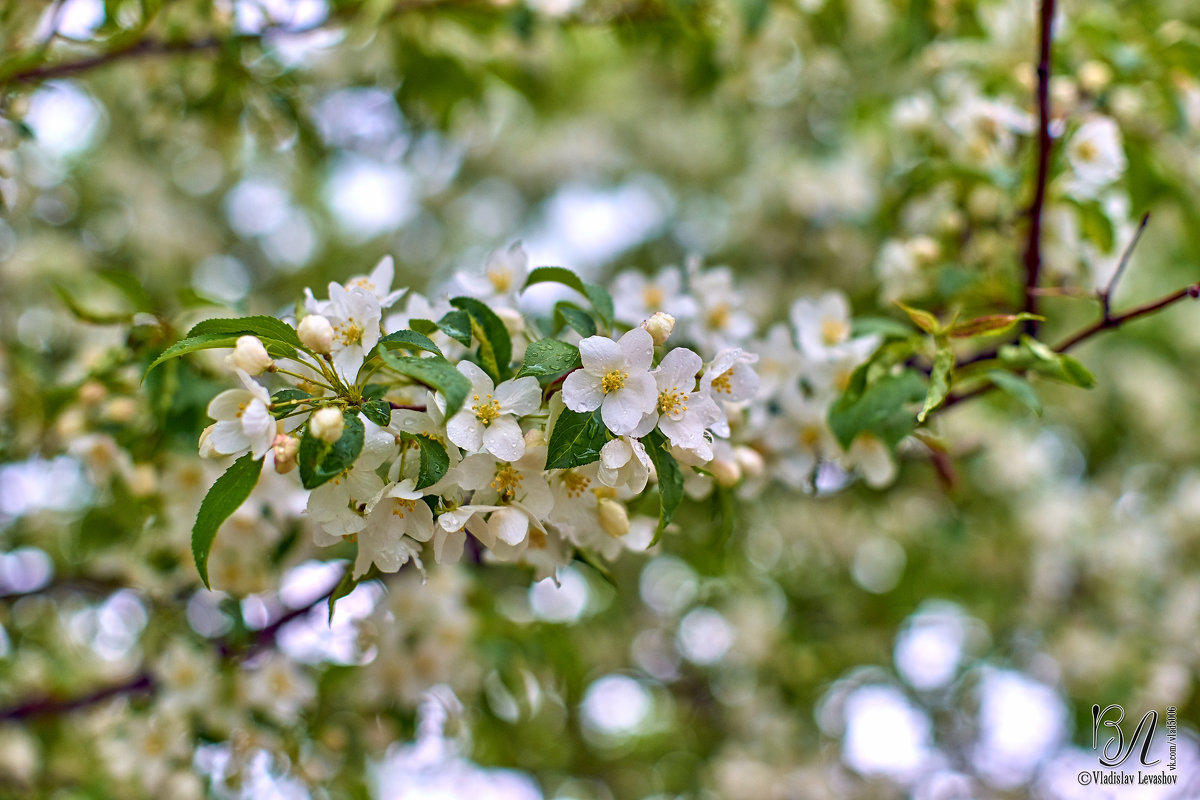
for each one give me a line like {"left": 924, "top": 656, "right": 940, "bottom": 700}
{"left": 171, "top": 248, "right": 793, "bottom": 590}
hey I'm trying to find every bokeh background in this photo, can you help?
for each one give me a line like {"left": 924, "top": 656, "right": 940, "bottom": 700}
{"left": 2, "top": 0, "right": 1200, "bottom": 797}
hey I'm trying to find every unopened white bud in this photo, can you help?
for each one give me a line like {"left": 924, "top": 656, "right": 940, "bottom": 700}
{"left": 709, "top": 458, "right": 742, "bottom": 488}
{"left": 232, "top": 335, "right": 273, "bottom": 375}
{"left": 733, "top": 446, "right": 765, "bottom": 479}
{"left": 273, "top": 434, "right": 300, "bottom": 473}
{"left": 640, "top": 311, "right": 676, "bottom": 345}
{"left": 597, "top": 498, "right": 630, "bottom": 538}
{"left": 198, "top": 424, "right": 219, "bottom": 458}
{"left": 310, "top": 407, "right": 344, "bottom": 443}
{"left": 298, "top": 314, "right": 334, "bottom": 354}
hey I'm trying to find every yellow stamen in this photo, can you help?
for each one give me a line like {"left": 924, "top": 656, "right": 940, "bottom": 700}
{"left": 821, "top": 318, "right": 848, "bottom": 346}
{"left": 658, "top": 388, "right": 689, "bottom": 415}
{"left": 710, "top": 369, "right": 733, "bottom": 395}
{"left": 601, "top": 370, "right": 628, "bottom": 394}
{"left": 491, "top": 464, "right": 524, "bottom": 502}
{"left": 488, "top": 268, "right": 513, "bottom": 293}
{"left": 643, "top": 286, "right": 664, "bottom": 308}
{"left": 334, "top": 317, "right": 364, "bottom": 346}
{"left": 1076, "top": 140, "right": 1098, "bottom": 162}
{"left": 391, "top": 498, "right": 418, "bottom": 517}
{"left": 707, "top": 303, "right": 731, "bottom": 330}
{"left": 561, "top": 470, "right": 591, "bottom": 498}
{"left": 472, "top": 393, "right": 501, "bottom": 426}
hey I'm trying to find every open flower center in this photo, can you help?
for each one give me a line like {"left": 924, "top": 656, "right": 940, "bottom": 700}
{"left": 335, "top": 317, "right": 364, "bottom": 346}
{"left": 643, "top": 286, "right": 665, "bottom": 308}
{"left": 562, "top": 470, "right": 591, "bottom": 497}
{"left": 710, "top": 369, "right": 733, "bottom": 395}
{"left": 658, "top": 388, "right": 689, "bottom": 416}
{"left": 821, "top": 318, "right": 848, "bottom": 345}
{"left": 491, "top": 464, "right": 524, "bottom": 502}
{"left": 601, "top": 370, "right": 628, "bottom": 394}
{"left": 391, "top": 498, "right": 418, "bottom": 517}
{"left": 707, "top": 303, "right": 731, "bottom": 330}
{"left": 351, "top": 277, "right": 376, "bottom": 292}
{"left": 473, "top": 394, "right": 501, "bottom": 425}
{"left": 488, "top": 268, "right": 513, "bottom": 293}
{"left": 1075, "top": 140, "right": 1098, "bottom": 163}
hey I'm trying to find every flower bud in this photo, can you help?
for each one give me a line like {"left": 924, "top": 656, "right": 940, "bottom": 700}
{"left": 734, "top": 445, "right": 765, "bottom": 479}
{"left": 709, "top": 457, "right": 742, "bottom": 488}
{"left": 273, "top": 434, "right": 300, "bottom": 474}
{"left": 310, "top": 407, "right": 344, "bottom": 443}
{"left": 641, "top": 311, "right": 676, "bottom": 345}
{"left": 597, "top": 497, "right": 630, "bottom": 538}
{"left": 198, "top": 424, "right": 219, "bottom": 458}
{"left": 298, "top": 314, "right": 335, "bottom": 354}
{"left": 232, "top": 335, "right": 273, "bottom": 375}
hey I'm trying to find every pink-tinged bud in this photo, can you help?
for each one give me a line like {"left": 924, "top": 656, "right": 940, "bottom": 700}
{"left": 310, "top": 407, "right": 344, "bottom": 443}
{"left": 597, "top": 498, "right": 630, "bottom": 537}
{"left": 232, "top": 335, "right": 273, "bottom": 375}
{"left": 298, "top": 314, "right": 335, "bottom": 354}
{"left": 640, "top": 312, "right": 676, "bottom": 345}
{"left": 273, "top": 434, "right": 300, "bottom": 474}
{"left": 709, "top": 458, "right": 741, "bottom": 488}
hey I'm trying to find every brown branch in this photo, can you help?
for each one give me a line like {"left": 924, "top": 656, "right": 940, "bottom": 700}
{"left": 942, "top": 281, "right": 1200, "bottom": 410}
{"left": 0, "top": 584, "right": 337, "bottom": 722}
{"left": 0, "top": 671, "right": 155, "bottom": 722}
{"left": 1022, "top": 0, "right": 1057, "bottom": 337}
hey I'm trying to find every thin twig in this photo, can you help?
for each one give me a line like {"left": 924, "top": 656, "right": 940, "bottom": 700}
{"left": 1099, "top": 212, "right": 1151, "bottom": 318}
{"left": 0, "top": 585, "right": 337, "bottom": 721}
{"left": 942, "top": 281, "right": 1200, "bottom": 409}
{"left": 1022, "top": 0, "right": 1057, "bottom": 337}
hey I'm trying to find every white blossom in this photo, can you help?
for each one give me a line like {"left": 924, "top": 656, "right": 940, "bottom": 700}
{"left": 345, "top": 255, "right": 407, "bottom": 308}
{"left": 1066, "top": 115, "right": 1126, "bottom": 196}
{"left": 204, "top": 369, "right": 275, "bottom": 459}
{"left": 444, "top": 362, "right": 540, "bottom": 461}
{"left": 562, "top": 327, "right": 656, "bottom": 436}
{"left": 355, "top": 479, "right": 434, "bottom": 578}
{"left": 597, "top": 436, "right": 652, "bottom": 492}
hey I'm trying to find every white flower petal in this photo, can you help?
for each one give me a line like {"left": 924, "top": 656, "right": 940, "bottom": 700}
{"left": 495, "top": 376, "right": 541, "bottom": 417}
{"left": 446, "top": 410, "right": 484, "bottom": 453}
{"left": 618, "top": 327, "right": 654, "bottom": 372}
{"left": 562, "top": 370, "right": 603, "bottom": 413}
{"left": 490, "top": 507, "right": 529, "bottom": 546}
{"left": 482, "top": 415, "right": 525, "bottom": 462}
{"left": 578, "top": 335, "right": 622, "bottom": 373}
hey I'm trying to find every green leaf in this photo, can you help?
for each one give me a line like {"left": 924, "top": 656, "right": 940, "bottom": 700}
{"left": 187, "top": 315, "right": 302, "bottom": 348}
{"left": 1001, "top": 336, "right": 1096, "bottom": 388}
{"left": 828, "top": 369, "right": 928, "bottom": 450}
{"left": 192, "top": 453, "right": 263, "bottom": 589}
{"left": 298, "top": 411, "right": 365, "bottom": 490}
{"left": 545, "top": 408, "right": 608, "bottom": 470}
{"left": 517, "top": 339, "right": 582, "bottom": 379}
{"left": 143, "top": 333, "right": 238, "bottom": 379}
{"left": 54, "top": 283, "right": 134, "bottom": 325}
{"left": 450, "top": 296, "right": 513, "bottom": 383}
{"left": 851, "top": 316, "right": 915, "bottom": 340}
{"left": 555, "top": 302, "right": 597, "bottom": 337}
{"left": 328, "top": 562, "right": 358, "bottom": 624}
{"left": 895, "top": 302, "right": 942, "bottom": 335}
{"left": 918, "top": 347, "right": 954, "bottom": 423}
{"left": 373, "top": 329, "right": 443, "bottom": 357}
{"left": 573, "top": 548, "right": 618, "bottom": 589}
{"left": 948, "top": 312, "right": 1043, "bottom": 339}
{"left": 361, "top": 398, "right": 393, "bottom": 427}
{"left": 987, "top": 370, "right": 1043, "bottom": 416}
{"left": 644, "top": 431, "right": 684, "bottom": 547}
{"left": 409, "top": 318, "right": 440, "bottom": 337}
{"left": 436, "top": 310, "right": 473, "bottom": 347}
{"left": 523, "top": 266, "right": 614, "bottom": 324}
{"left": 378, "top": 352, "right": 471, "bottom": 418}
{"left": 400, "top": 433, "right": 450, "bottom": 490}
{"left": 271, "top": 388, "right": 313, "bottom": 419}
